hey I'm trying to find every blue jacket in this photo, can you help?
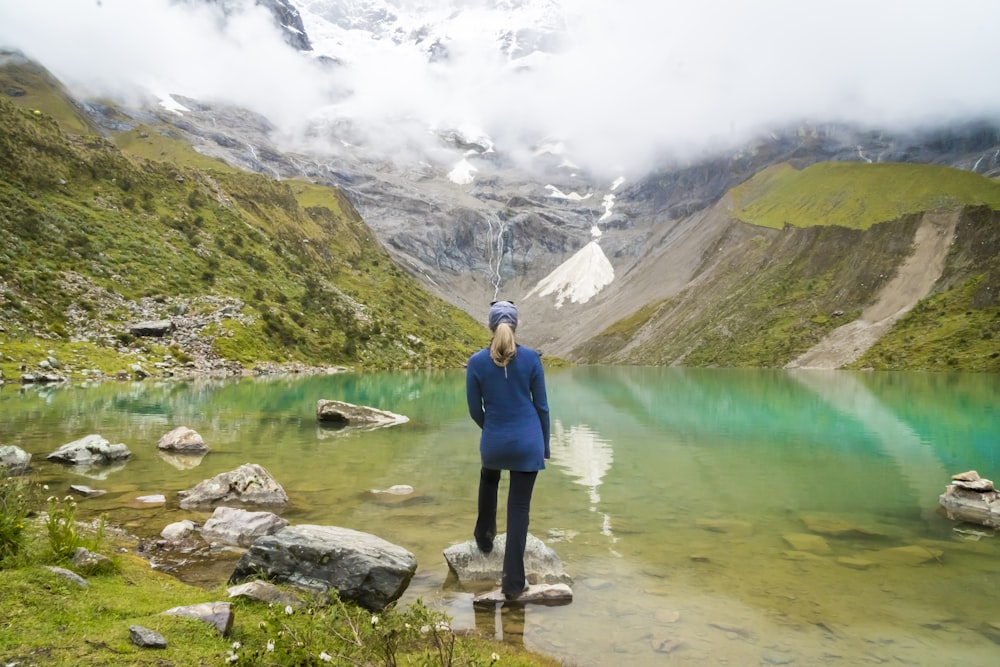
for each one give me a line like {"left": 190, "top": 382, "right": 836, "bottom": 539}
{"left": 466, "top": 345, "right": 550, "bottom": 471}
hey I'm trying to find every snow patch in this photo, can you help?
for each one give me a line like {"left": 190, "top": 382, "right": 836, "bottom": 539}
{"left": 545, "top": 184, "right": 592, "bottom": 201}
{"left": 157, "top": 93, "right": 188, "bottom": 114}
{"left": 525, "top": 240, "right": 614, "bottom": 308}
{"left": 448, "top": 158, "right": 477, "bottom": 185}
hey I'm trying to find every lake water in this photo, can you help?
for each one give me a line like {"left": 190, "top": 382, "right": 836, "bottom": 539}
{"left": 2, "top": 366, "right": 999, "bottom": 666}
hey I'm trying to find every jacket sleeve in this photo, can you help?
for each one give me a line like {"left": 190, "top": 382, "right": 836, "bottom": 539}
{"left": 466, "top": 361, "right": 485, "bottom": 429}
{"left": 530, "top": 355, "right": 551, "bottom": 458}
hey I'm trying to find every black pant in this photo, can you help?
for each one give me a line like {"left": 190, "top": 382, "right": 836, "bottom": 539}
{"left": 475, "top": 467, "right": 538, "bottom": 595}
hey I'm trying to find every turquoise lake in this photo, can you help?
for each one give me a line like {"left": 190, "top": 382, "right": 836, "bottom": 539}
{"left": 2, "top": 366, "right": 999, "bottom": 666}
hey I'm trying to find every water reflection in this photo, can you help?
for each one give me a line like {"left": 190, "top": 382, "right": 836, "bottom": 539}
{"left": 549, "top": 422, "right": 616, "bottom": 545}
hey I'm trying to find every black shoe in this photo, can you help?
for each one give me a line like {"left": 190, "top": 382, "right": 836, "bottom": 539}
{"left": 474, "top": 531, "right": 495, "bottom": 554}
{"left": 503, "top": 584, "right": 529, "bottom": 600}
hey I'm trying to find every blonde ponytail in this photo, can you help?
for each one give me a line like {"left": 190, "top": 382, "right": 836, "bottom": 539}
{"left": 489, "top": 322, "right": 517, "bottom": 367}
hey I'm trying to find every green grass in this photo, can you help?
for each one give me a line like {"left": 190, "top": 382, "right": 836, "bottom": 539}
{"left": 1, "top": 536, "right": 555, "bottom": 666}
{"left": 0, "top": 471, "right": 558, "bottom": 667}
{"left": 0, "top": 55, "right": 97, "bottom": 137}
{"left": 849, "top": 275, "right": 1000, "bottom": 372}
{"left": 0, "top": 95, "right": 484, "bottom": 376}
{"left": 112, "top": 123, "right": 241, "bottom": 173}
{"left": 731, "top": 162, "right": 1000, "bottom": 230}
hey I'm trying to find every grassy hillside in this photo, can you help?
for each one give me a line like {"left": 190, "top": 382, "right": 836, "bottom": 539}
{"left": 848, "top": 206, "right": 1000, "bottom": 371}
{"left": 578, "top": 162, "right": 1000, "bottom": 372}
{"left": 0, "top": 95, "right": 484, "bottom": 379}
{"left": 730, "top": 161, "right": 1000, "bottom": 230}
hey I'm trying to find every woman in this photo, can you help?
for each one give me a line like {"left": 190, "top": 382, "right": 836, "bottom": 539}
{"left": 466, "top": 300, "right": 550, "bottom": 600}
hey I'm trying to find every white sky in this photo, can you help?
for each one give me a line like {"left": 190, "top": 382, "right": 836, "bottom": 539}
{"left": 1, "top": 0, "right": 999, "bottom": 177}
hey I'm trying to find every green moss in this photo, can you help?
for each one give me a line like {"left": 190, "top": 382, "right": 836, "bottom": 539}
{"left": 731, "top": 162, "right": 1000, "bottom": 230}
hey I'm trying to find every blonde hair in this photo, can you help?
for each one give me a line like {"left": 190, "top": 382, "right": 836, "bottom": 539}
{"left": 490, "top": 322, "right": 517, "bottom": 367}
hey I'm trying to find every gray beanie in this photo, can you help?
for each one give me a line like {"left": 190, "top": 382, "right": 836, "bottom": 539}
{"left": 488, "top": 300, "right": 518, "bottom": 332}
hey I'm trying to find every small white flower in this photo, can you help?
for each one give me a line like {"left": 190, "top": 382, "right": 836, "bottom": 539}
{"left": 319, "top": 651, "right": 333, "bottom": 662}
{"left": 491, "top": 651, "right": 500, "bottom": 663}
{"left": 231, "top": 641, "right": 241, "bottom": 650}
{"left": 225, "top": 651, "right": 238, "bottom": 663}
{"left": 266, "top": 639, "right": 275, "bottom": 652}
{"left": 420, "top": 625, "right": 430, "bottom": 635}
{"left": 285, "top": 605, "right": 294, "bottom": 615}
{"left": 43, "top": 484, "right": 49, "bottom": 490}
{"left": 371, "top": 615, "right": 379, "bottom": 626}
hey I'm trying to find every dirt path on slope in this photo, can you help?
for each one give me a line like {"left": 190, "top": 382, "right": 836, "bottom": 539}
{"left": 786, "top": 211, "right": 960, "bottom": 369}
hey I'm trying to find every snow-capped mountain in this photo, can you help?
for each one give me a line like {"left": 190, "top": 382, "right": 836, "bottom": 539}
{"left": 3, "top": 0, "right": 999, "bottom": 361}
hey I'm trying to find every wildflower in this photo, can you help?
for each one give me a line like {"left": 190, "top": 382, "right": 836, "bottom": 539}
{"left": 43, "top": 485, "right": 49, "bottom": 490}
{"left": 225, "top": 650, "right": 238, "bottom": 663}
{"left": 319, "top": 652, "right": 333, "bottom": 662}
{"left": 232, "top": 641, "right": 241, "bottom": 650}
{"left": 491, "top": 652, "right": 500, "bottom": 663}
{"left": 420, "top": 625, "right": 430, "bottom": 635}
{"left": 371, "top": 615, "right": 379, "bottom": 626}
{"left": 285, "top": 605, "right": 294, "bottom": 615}
{"left": 266, "top": 639, "right": 275, "bottom": 652}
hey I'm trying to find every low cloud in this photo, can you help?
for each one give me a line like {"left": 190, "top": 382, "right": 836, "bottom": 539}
{"left": 2, "top": 0, "right": 998, "bottom": 178}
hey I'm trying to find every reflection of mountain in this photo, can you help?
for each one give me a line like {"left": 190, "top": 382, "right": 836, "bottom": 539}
{"left": 549, "top": 420, "right": 616, "bottom": 542}
{"left": 787, "top": 370, "right": 950, "bottom": 519}
{"left": 549, "top": 421, "right": 613, "bottom": 503}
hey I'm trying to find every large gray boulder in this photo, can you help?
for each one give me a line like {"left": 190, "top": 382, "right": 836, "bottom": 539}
{"left": 201, "top": 506, "right": 289, "bottom": 547}
{"left": 316, "top": 399, "right": 409, "bottom": 428}
{"left": 443, "top": 533, "right": 573, "bottom": 586}
{"left": 229, "top": 525, "right": 417, "bottom": 611}
{"left": 0, "top": 445, "right": 31, "bottom": 474}
{"left": 178, "top": 463, "right": 288, "bottom": 509}
{"left": 46, "top": 434, "right": 132, "bottom": 466}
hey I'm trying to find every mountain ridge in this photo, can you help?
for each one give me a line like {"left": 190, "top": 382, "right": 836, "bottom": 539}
{"left": 1, "top": 52, "right": 998, "bottom": 375}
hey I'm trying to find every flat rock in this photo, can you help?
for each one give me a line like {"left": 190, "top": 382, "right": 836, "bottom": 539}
{"left": 472, "top": 583, "right": 573, "bottom": 606}
{"left": 695, "top": 518, "right": 753, "bottom": 536}
{"left": 837, "top": 556, "right": 877, "bottom": 570}
{"left": 870, "top": 545, "right": 943, "bottom": 566}
{"left": 783, "top": 533, "right": 832, "bottom": 554}
{"left": 799, "top": 513, "right": 894, "bottom": 538}
{"left": 161, "top": 601, "right": 233, "bottom": 636}
{"left": 316, "top": 399, "right": 408, "bottom": 429}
